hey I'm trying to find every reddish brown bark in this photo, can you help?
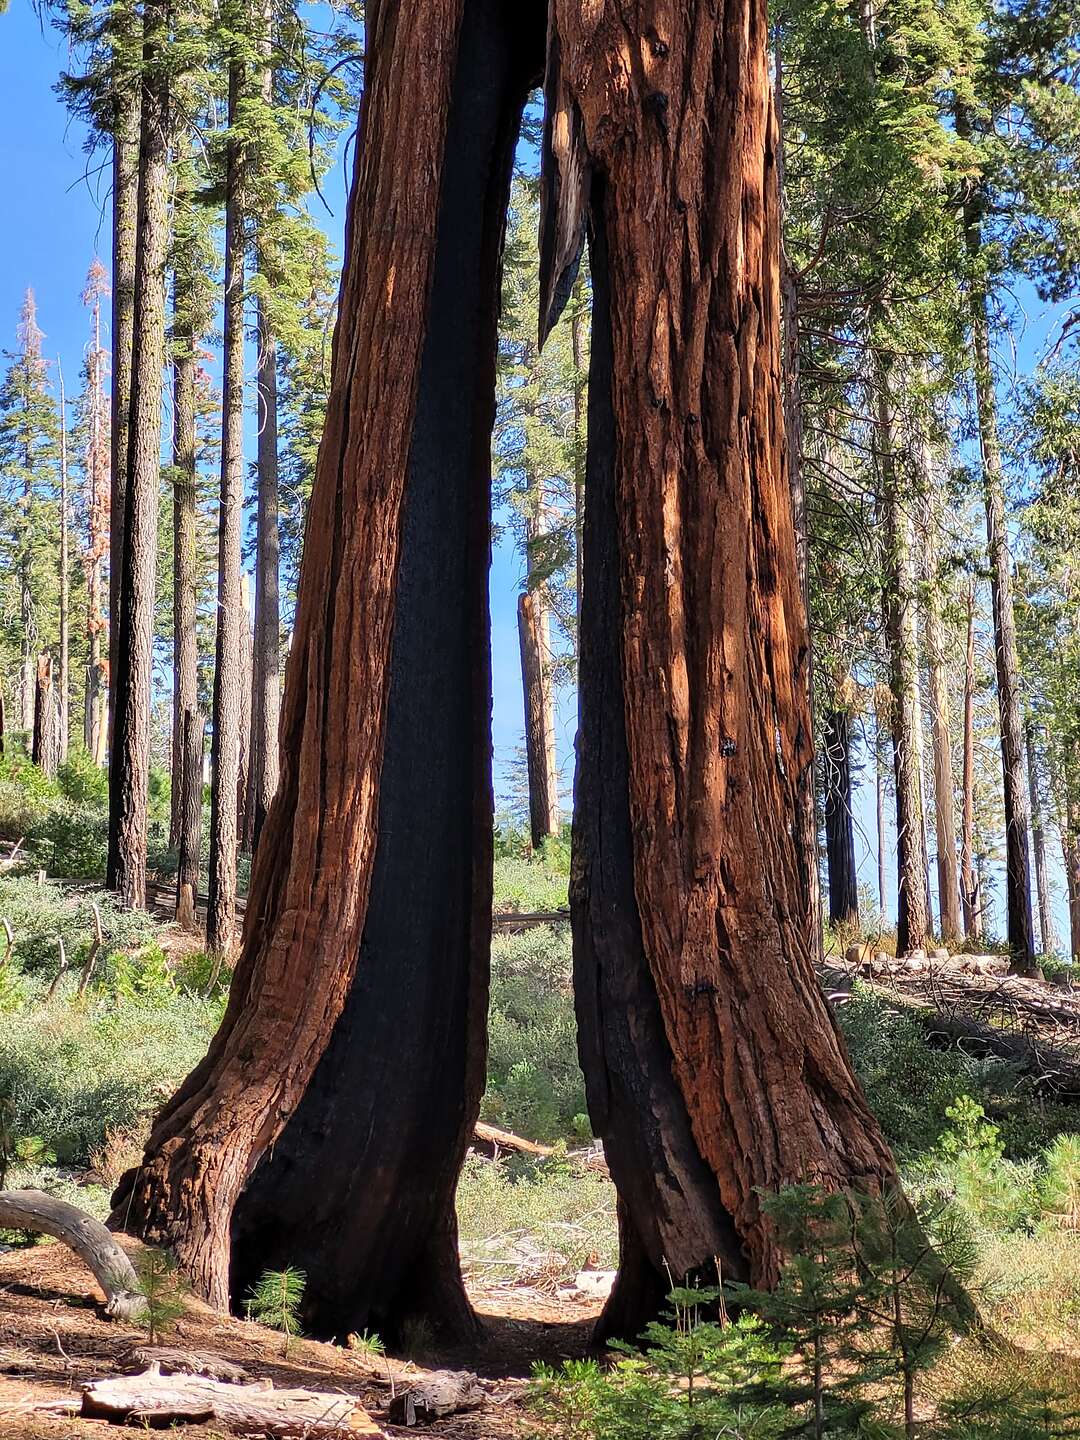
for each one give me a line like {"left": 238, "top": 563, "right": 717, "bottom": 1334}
{"left": 111, "top": 0, "right": 479, "bottom": 1312}
{"left": 32, "top": 653, "right": 58, "bottom": 778}
{"left": 518, "top": 589, "right": 560, "bottom": 848}
{"left": 546, "top": 0, "right": 903, "bottom": 1309}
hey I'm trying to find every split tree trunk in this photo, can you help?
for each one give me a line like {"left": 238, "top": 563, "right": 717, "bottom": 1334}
{"left": 546, "top": 0, "right": 910, "bottom": 1330}
{"left": 823, "top": 708, "right": 859, "bottom": 929}
{"left": 923, "top": 508, "right": 961, "bottom": 941}
{"left": 170, "top": 277, "right": 199, "bottom": 853}
{"left": 1026, "top": 722, "right": 1057, "bottom": 957}
{"left": 961, "top": 584, "right": 981, "bottom": 938}
{"left": 230, "top": 0, "right": 542, "bottom": 1342}
{"left": 518, "top": 588, "right": 560, "bottom": 848}
{"left": 111, "top": 0, "right": 527, "bottom": 1319}
{"left": 207, "top": 57, "right": 246, "bottom": 956}
{"left": 107, "top": 0, "right": 170, "bottom": 908}
{"left": 32, "top": 653, "right": 58, "bottom": 778}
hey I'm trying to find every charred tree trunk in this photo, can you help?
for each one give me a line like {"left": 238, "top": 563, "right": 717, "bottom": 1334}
{"left": 1026, "top": 722, "right": 1056, "bottom": 958}
{"left": 518, "top": 588, "right": 560, "bottom": 848}
{"left": 546, "top": 0, "right": 919, "bottom": 1332}
{"left": 109, "top": 40, "right": 139, "bottom": 758}
{"left": 924, "top": 509, "right": 960, "bottom": 942}
{"left": 170, "top": 281, "right": 199, "bottom": 853}
{"left": 876, "top": 364, "right": 928, "bottom": 955}
{"left": 229, "top": 0, "right": 541, "bottom": 1342}
{"left": 111, "top": 0, "right": 530, "bottom": 1319}
{"left": 107, "top": 0, "right": 170, "bottom": 909}
{"left": 823, "top": 709, "right": 859, "bottom": 929}
{"left": 207, "top": 57, "right": 246, "bottom": 956}
{"left": 175, "top": 707, "right": 204, "bottom": 933}
{"left": 961, "top": 583, "right": 981, "bottom": 939}
{"left": 248, "top": 294, "right": 280, "bottom": 852}
{"left": 32, "top": 653, "right": 58, "bottom": 778}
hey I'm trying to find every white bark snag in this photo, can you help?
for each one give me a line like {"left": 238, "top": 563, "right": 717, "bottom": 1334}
{"left": 0, "top": 1190, "right": 143, "bottom": 1319}
{"left": 80, "top": 1368, "right": 383, "bottom": 1437}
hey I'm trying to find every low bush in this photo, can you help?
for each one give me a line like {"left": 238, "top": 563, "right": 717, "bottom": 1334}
{"left": 485, "top": 927, "right": 588, "bottom": 1141}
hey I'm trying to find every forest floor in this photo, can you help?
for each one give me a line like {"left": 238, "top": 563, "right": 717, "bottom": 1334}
{"left": 0, "top": 1234, "right": 602, "bottom": 1438}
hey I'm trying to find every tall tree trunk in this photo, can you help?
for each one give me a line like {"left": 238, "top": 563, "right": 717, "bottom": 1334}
{"left": 1064, "top": 814, "right": 1080, "bottom": 963}
{"left": 32, "top": 653, "right": 58, "bottom": 778}
{"left": 959, "top": 155, "right": 1035, "bottom": 973}
{"left": 57, "top": 361, "right": 70, "bottom": 763}
{"left": 109, "top": 38, "right": 139, "bottom": 758}
{"left": 170, "top": 281, "right": 199, "bottom": 853}
{"left": 111, "top": 0, "right": 525, "bottom": 1318}
{"left": 923, "top": 510, "right": 961, "bottom": 941}
{"left": 518, "top": 587, "right": 559, "bottom": 848}
{"left": 248, "top": 294, "right": 280, "bottom": 852}
{"left": 823, "top": 708, "right": 859, "bottom": 928}
{"left": 545, "top": 0, "right": 928, "bottom": 1331}
{"left": 876, "top": 363, "right": 928, "bottom": 955}
{"left": 1026, "top": 722, "right": 1056, "bottom": 957}
{"left": 248, "top": 3, "right": 282, "bottom": 853}
{"left": 961, "top": 583, "right": 981, "bottom": 938}
{"left": 85, "top": 285, "right": 109, "bottom": 766}
{"left": 107, "top": 0, "right": 170, "bottom": 909}
{"left": 237, "top": 573, "right": 253, "bottom": 850}
{"left": 876, "top": 728, "right": 888, "bottom": 920}
{"left": 175, "top": 706, "right": 204, "bottom": 933}
{"left": 207, "top": 58, "right": 246, "bottom": 956}
{"left": 774, "top": 35, "right": 821, "bottom": 961}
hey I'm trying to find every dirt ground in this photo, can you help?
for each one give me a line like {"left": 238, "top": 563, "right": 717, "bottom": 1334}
{"left": 0, "top": 1237, "right": 601, "bottom": 1438}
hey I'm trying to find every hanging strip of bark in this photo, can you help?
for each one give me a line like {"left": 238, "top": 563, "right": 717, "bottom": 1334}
{"left": 111, "top": 0, "right": 476, "bottom": 1313}
{"left": 107, "top": 0, "right": 170, "bottom": 909}
{"left": 546, "top": 0, "right": 914, "bottom": 1308}
{"left": 230, "top": 0, "right": 544, "bottom": 1343}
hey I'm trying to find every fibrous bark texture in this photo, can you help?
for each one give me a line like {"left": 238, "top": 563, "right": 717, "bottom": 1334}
{"left": 107, "top": 0, "right": 170, "bottom": 909}
{"left": 230, "top": 0, "right": 543, "bottom": 1342}
{"left": 518, "top": 588, "right": 560, "bottom": 848}
{"left": 546, "top": 0, "right": 900, "bottom": 1322}
{"left": 111, "top": 0, "right": 519, "bottom": 1317}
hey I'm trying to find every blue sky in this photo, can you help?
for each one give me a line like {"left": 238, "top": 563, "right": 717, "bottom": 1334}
{"left": 1, "top": 0, "right": 1072, "bottom": 946}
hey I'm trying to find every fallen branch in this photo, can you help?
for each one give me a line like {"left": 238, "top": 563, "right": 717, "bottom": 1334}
{"left": 78, "top": 903, "right": 104, "bottom": 996}
{"left": 80, "top": 1366, "right": 383, "bottom": 1437}
{"left": 472, "top": 1121, "right": 554, "bottom": 1159}
{"left": 0, "top": 1190, "right": 144, "bottom": 1320}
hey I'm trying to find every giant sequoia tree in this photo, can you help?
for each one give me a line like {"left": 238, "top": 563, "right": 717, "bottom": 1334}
{"left": 115, "top": 0, "right": 927, "bottom": 1342}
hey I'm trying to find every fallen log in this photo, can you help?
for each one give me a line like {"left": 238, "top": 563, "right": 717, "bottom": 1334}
{"left": 0, "top": 1190, "right": 144, "bottom": 1320}
{"left": 80, "top": 1366, "right": 383, "bottom": 1437}
{"left": 121, "top": 1345, "right": 248, "bottom": 1382}
{"left": 388, "top": 1369, "right": 485, "bottom": 1426}
{"left": 471, "top": 1121, "right": 554, "bottom": 1159}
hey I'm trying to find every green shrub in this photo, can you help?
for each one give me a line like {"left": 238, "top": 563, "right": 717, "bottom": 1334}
{"left": 484, "top": 927, "right": 587, "bottom": 1142}
{"left": 492, "top": 847, "right": 570, "bottom": 913}
{"left": 0, "top": 992, "right": 218, "bottom": 1163}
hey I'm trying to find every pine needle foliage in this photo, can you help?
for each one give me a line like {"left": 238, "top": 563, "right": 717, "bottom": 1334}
{"left": 245, "top": 1266, "right": 306, "bottom": 1356}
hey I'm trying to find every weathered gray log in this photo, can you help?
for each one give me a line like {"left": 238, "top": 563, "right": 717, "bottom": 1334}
{"left": 0, "top": 1189, "right": 144, "bottom": 1319}
{"left": 387, "top": 1370, "right": 485, "bottom": 1426}
{"left": 121, "top": 1345, "right": 247, "bottom": 1381}
{"left": 80, "top": 1367, "right": 383, "bottom": 1436}
{"left": 471, "top": 1121, "right": 554, "bottom": 1160}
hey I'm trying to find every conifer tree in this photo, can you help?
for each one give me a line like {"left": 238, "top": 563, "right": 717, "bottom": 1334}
{"left": 79, "top": 260, "right": 110, "bottom": 765}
